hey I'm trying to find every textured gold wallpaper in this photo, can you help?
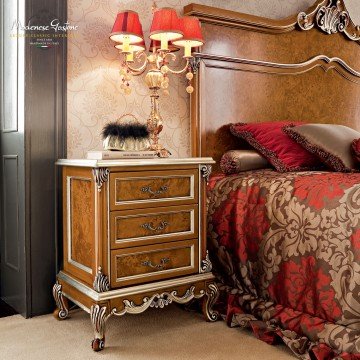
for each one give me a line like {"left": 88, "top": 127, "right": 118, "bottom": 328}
{"left": 67, "top": 0, "right": 316, "bottom": 158}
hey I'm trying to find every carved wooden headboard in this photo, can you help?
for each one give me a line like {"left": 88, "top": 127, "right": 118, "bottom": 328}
{"left": 184, "top": 0, "right": 360, "bottom": 170}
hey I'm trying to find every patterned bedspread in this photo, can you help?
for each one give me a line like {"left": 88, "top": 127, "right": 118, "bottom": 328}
{"left": 207, "top": 170, "right": 360, "bottom": 359}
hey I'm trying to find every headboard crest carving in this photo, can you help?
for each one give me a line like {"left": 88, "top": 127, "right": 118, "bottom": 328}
{"left": 297, "top": 0, "right": 360, "bottom": 41}
{"left": 317, "top": 3, "right": 349, "bottom": 33}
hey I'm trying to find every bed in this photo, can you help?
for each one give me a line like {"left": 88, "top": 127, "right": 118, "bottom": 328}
{"left": 184, "top": 0, "right": 360, "bottom": 358}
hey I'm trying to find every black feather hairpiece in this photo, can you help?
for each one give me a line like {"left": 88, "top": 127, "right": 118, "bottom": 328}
{"left": 101, "top": 123, "right": 149, "bottom": 140}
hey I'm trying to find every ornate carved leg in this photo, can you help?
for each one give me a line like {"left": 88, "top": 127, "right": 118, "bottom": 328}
{"left": 52, "top": 282, "right": 69, "bottom": 320}
{"left": 202, "top": 282, "right": 220, "bottom": 322}
{"left": 90, "top": 304, "right": 111, "bottom": 352}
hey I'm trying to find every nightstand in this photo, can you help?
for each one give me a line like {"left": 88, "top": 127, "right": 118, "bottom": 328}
{"left": 53, "top": 157, "right": 218, "bottom": 351}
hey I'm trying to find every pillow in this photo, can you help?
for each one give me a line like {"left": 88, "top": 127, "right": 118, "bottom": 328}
{"left": 220, "top": 150, "right": 270, "bottom": 175}
{"left": 230, "top": 122, "right": 321, "bottom": 172}
{"left": 352, "top": 138, "right": 360, "bottom": 164}
{"left": 284, "top": 124, "right": 360, "bottom": 172}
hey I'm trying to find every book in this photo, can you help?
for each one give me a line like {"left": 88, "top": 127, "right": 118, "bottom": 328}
{"left": 86, "top": 151, "right": 158, "bottom": 160}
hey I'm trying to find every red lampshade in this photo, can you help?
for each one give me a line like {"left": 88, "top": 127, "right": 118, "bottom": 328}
{"left": 149, "top": 39, "right": 179, "bottom": 53}
{"left": 149, "top": 8, "right": 183, "bottom": 42}
{"left": 172, "top": 16, "right": 204, "bottom": 48}
{"left": 115, "top": 40, "right": 146, "bottom": 52}
{"left": 110, "top": 10, "right": 143, "bottom": 44}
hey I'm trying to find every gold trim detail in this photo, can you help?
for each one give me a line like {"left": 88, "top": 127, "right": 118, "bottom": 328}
{"left": 193, "top": 53, "right": 360, "bottom": 84}
{"left": 114, "top": 174, "right": 195, "bottom": 206}
{"left": 67, "top": 176, "right": 93, "bottom": 275}
{"left": 55, "top": 158, "right": 215, "bottom": 168}
{"left": 114, "top": 243, "right": 195, "bottom": 283}
{"left": 57, "top": 270, "right": 215, "bottom": 301}
{"left": 185, "top": 1, "right": 359, "bottom": 42}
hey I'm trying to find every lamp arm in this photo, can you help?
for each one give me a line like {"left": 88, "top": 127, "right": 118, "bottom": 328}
{"left": 163, "top": 52, "right": 191, "bottom": 75}
{"left": 125, "top": 51, "right": 148, "bottom": 75}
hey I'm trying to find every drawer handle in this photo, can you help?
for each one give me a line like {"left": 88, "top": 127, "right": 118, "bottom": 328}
{"left": 141, "top": 221, "right": 169, "bottom": 232}
{"left": 142, "top": 257, "right": 170, "bottom": 270}
{"left": 141, "top": 185, "right": 169, "bottom": 197}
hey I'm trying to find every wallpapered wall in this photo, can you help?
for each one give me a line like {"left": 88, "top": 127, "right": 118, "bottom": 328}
{"left": 67, "top": 0, "right": 319, "bottom": 158}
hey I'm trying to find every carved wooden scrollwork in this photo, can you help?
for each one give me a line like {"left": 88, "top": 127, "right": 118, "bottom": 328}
{"left": 203, "top": 283, "right": 219, "bottom": 322}
{"left": 111, "top": 286, "right": 205, "bottom": 316}
{"left": 200, "top": 251, "right": 213, "bottom": 273}
{"left": 93, "top": 267, "right": 110, "bottom": 293}
{"left": 92, "top": 168, "right": 110, "bottom": 192}
{"left": 200, "top": 165, "right": 212, "bottom": 184}
{"left": 297, "top": 0, "right": 360, "bottom": 41}
{"left": 52, "top": 282, "right": 69, "bottom": 320}
{"left": 316, "top": 3, "right": 349, "bottom": 34}
{"left": 90, "top": 304, "right": 111, "bottom": 351}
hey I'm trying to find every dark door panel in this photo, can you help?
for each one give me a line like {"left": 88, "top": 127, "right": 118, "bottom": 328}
{"left": 0, "top": 0, "right": 66, "bottom": 317}
{"left": 0, "top": 0, "right": 27, "bottom": 316}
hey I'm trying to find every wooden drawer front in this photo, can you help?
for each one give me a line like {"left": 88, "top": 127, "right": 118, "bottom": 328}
{"left": 110, "top": 240, "right": 198, "bottom": 287}
{"left": 110, "top": 169, "right": 198, "bottom": 210}
{"left": 110, "top": 205, "right": 198, "bottom": 248}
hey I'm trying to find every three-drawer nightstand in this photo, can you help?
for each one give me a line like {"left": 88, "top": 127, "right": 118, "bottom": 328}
{"left": 53, "top": 157, "right": 218, "bottom": 351}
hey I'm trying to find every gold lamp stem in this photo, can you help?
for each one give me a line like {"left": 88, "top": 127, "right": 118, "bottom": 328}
{"left": 148, "top": 89, "right": 162, "bottom": 149}
{"left": 145, "top": 69, "right": 171, "bottom": 157}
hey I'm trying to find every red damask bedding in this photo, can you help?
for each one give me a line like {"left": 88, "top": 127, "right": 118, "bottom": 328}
{"left": 207, "top": 170, "right": 360, "bottom": 359}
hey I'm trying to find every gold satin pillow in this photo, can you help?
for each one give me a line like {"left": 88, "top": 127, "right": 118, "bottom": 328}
{"left": 220, "top": 150, "right": 270, "bottom": 175}
{"left": 284, "top": 124, "right": 360, "bottom": 172}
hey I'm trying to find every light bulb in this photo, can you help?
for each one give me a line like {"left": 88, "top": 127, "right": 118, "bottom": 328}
{"left": 184, "top": 43, "right": 192, "bottom": 58}
{"left": 186, "top": 72, "right": 193, "bottom": 80}
{"left": 186, "top": 85, "right": 194, "bottom": 94}
{"left": 160, "top": 34, "right": 169, "bottom": 51}
{"left": 122, "top": 36, "right": 130, "bottom": 53}
{"left": 126, "top": 52, "right": 134, "bottom": 62}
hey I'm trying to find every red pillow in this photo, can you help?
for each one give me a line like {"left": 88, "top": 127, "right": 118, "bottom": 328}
{"left": 230, "top": 122, "right": 321, "bottom": 172}
{"left": 352, "top": 138, "right": 360, "bottom": 164}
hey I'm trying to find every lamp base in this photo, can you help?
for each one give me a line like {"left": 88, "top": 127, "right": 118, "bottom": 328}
{"left": 149, "top": 144, "right": 171, "bottom": 158}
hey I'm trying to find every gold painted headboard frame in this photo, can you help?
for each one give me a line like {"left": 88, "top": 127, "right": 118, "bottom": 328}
{"left": 184, "top": 0, "right": 360, "bottom": 167}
